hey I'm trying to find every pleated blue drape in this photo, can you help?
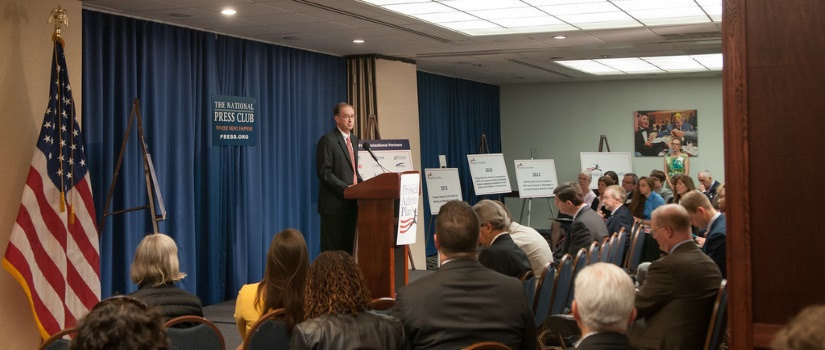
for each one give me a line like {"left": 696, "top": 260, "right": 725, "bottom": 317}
{"left": 82, "top": 10, "right": 346, "bottom": 304}
{"left": 417, "top": 71, "right": 501, "bottom": 255}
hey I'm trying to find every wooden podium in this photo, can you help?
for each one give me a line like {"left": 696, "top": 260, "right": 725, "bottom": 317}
{"left": 344, "top": 171, "right": 417, "bottom": 298}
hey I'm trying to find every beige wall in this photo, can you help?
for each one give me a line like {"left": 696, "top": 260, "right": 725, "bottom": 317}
{"left": 374, "top": 58, "right": 426, "bottom": 268}
{"left": 0, "top": 0, "right": 82, "bottom": 346}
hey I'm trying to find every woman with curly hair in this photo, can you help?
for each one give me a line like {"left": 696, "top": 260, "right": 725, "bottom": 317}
{"left": 235, "top": 228, "right": 308, "bottom": 338}
{"left": 291, "top": 251, "right": 405, "bottom": 349}
{"left": 71, "top": 297, "right": 167, "bottom": 350}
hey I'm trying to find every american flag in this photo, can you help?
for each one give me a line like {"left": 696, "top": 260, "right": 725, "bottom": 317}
{"left": 2, "top": 40, "right": 100, "bottom": 339}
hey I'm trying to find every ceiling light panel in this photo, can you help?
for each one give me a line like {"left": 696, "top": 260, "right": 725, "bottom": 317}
{"left": 523, "top": 0, "right": 608, "bottom": 5}
{"left": 643, "top": 55, "right": 705, "bottom": 71}
{"left": 557, "top": 54, "right": 723, "bottom": 75}
{"left": 360, "top": 0, "right": 431, "bottom": 5}
{"left": 538, "top": 2, "right": 620, "bottom": 15}
{"left": 470, "top": 7, "right": 546, "bottom": 20}
{"left": 556, "top": 60, "right": 622, "bottom": 75}
{"left": 384, "top": 2, "right": 453, "bottom": 15}
{"left": 439, "top": 0, "right": 528, "bottom": 11}
{"left": 596, "top": 57, "right": 664, "bottom": 73}
{"left": 414, "top": 11, "right": 478, "bottom": 23}
{"left": 690, "top": 54, "right": 723, "bottom": 69}
{"left": 491, "top": 16, "right": 566, "bottom": 27}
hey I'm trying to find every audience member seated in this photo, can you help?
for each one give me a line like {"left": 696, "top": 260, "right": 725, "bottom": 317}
{"left": 697, "top": 170, "right": 723, "bottom": 209}
{"left": 596, "top": 175, "right": 615, "bottom": 214}
{"left": 621, "top": 173, "right": 639, "bottom": 205}
{"left": 392, "top": 200, "right": 535, "bottom": 350}
{"left": 649, "top": 170, "right": 673, "bottom": 203}
{"left": 493, "top": 200, "right": 553, "bottom": 279}
{"left": 291, "top": 251, "right": 404, "bottom": 349}
{"left": 71, "top": 296, "right": 167, "bottom": 350}
{"left": 235, "top": 228, "right": 308, "bottom": 338}
{"left": 629, "top": 205, "right": 722, "bottom": 350}
{"left": 628, "top": 177, "right": 665, "bottom": 224}
{"left": 680, "top": 191, "right": 727, "bottom": 278}
{"left": 578, "top": 171, "right": 598, "bottom": 209}
{"left": 553, "top": 182, "right": 609, "bottom": 262}
{"left": 126, "top": 233, "right": 203, "bottom": 322}
{"left": 572, "top": 263, "right": 638, "bottom": 350}
{"left": 771, "top": 304, "right": 825, "bottom": 350}
{"left": 716, "top": 185, "right": 726, "bottom": 212}
{"left": 603, "top": 185, "right": 634, "bottom": 237}
{"left": 604, "top": 171, "right": 619, "bottom": 187}
{"left": 473, "top": 199, "right": 532, "bottom": 279}
{"left": 668, "top": 174, "right": 696, "bottom": 205}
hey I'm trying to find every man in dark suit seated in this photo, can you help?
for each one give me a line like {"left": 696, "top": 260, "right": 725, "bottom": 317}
{"left": 473, "top": 199, "right": 532, "bottom": 279}
{"left": 603, "top": 185, "right": 634, "bottom": 237}
{"left": 392, "top": 200, "right": 536, "bottom": 350}
{"left": 697, "top": 170, "right": 723, "bottom": 209}
{"left": 629, "top": 204, "right": 723, "bottom": 350}
{"left": 553, "top": 182, "right": 609, "bottom": 262}
{"left": 572, "top": 263, "right": 638, "bottom": 350}
{"left": 680, "top": 191, "right": 727, "bottom": 278}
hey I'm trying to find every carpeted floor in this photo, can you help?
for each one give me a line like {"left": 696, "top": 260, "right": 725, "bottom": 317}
{"left": 204, "top": 268, "right": 436, "bottom": 349}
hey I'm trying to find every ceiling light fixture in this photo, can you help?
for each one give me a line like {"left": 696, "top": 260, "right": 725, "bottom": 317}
{"left": 353, "top": 39, "right": 366, "bottom": 44}
{"left": 556, "top": 53, "right": 723, "bottom": 75}
{"left": 221, "top": 8, "right": 237, "bottom": 16}
{"left": 553, "top": 35, "right": 566, "bottom": 39}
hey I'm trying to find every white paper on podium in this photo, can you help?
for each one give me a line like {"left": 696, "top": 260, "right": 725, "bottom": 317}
{"left": 467, "top": 153, "right": 512, "bottom": 195}
{"left": 423, "top": 168, "right": 462, "bottom": 215}
{"left": 396, "top": 173, "right": 419, "bottom": 245}
{"left": 357, "top": 139, "right": 414, "bottom": 180}
{"left": 514, "top": 159, "right": 559, "bottom": 198}
{"left": 579, "top": 152, "right": 633, "bottom": 189}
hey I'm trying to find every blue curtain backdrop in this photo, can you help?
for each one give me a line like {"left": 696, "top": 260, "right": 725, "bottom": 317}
{"left": 417, "top": 71, "right": 501, "bottom": 256}
{"left": 82, "top": 10, "right": 346, "bottom": 304}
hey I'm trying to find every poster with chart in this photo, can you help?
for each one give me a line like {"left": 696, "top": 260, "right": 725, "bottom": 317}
{"left": 424, "top": 168, "right": 462, "bottom": 215}
{"left": 467, "top": 153, "right": 512, "bottom": 195}
{"left": 579, "top": 152, "right": 633, "bottom": 189}
{"left": 514, "top": 159, "right": 559, "bottom": 198}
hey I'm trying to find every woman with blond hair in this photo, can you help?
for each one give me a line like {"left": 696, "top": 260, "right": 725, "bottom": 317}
{"left": 291, "top": 251, "right": 405, "bottom": 349}
{"left": 127, "top": 233, "right": 203, "bottom": 321}
{"left": 235, "top": 228, "right": 309, "bottom": 338}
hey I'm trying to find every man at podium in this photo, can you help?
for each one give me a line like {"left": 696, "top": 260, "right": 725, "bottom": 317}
{"left": 316, "top": 102, "right": 363, "bottom": 254}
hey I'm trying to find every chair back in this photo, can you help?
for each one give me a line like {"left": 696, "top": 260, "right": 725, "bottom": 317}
{"left": 549, "top": 254, "right": 574, "bottom": 315}
{"left": 704, "top": 280, "right": 728, "bottom": 350}
{"left": 564, "top": 248, "right": 588, "bottom": 310}
{"left": 599, "top": 233, "right": 618, "bottom": 263}
{"left": 519, "top": 270, "right": 536, "bottom": 309}
{"left": 39, "top": 327, "right": 75, "bottom": 350}
{"left": 611, "top": 227, "right": 628, "bottom": 266}
{"left": 242, "top": 308, "right": 290, "bottom": 350}
{"left": 627, "top": 223, "right": 647, "bottom": 273}
{"left": 586, "top": 241, "right": 599, "bottom": 265}
{"left": 532, "top": 264, "right": 556, "bottom": 328}
{"left": 369, "top": 297, "right": 395, "bottom": 315}
{"left": 164, "top": 316, "right": 225, "bottom": 350}
{"left": 462, "top": 341, "right": 512, "bottom": 350}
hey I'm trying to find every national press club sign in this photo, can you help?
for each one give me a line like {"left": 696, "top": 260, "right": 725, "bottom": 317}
{"left": 211, "top": 95, "right": 257, "bottom": 146}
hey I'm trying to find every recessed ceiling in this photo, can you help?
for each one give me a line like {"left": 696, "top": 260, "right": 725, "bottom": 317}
{"left": 81, "top": 0, "right": 723, "bottom": 85}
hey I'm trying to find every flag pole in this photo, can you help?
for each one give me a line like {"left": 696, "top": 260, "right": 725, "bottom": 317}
{"left": 49, "top": 5, "right": 68, "bottom": 46}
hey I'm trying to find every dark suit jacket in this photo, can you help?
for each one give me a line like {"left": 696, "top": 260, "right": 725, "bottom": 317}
{"left": 703, "top": 214, "right": 727, "bottom": 278}
{"left": 606, "top": 206, "right": 634, "bottom": 237}
{"left": 630, "top": 242, "right": 722, "bottom": 350}
{"left": 704, "top": 181, "right": 722, "bottom": 208}
{"left": 555, "top": 207, "right": 608, "bottom": 261}
{"left": 576, "top": 332, "right": 637, "bottom": 350}
{"left": 391, "top": 259, "right": 536, "bottom": 350}
{"left": 479, "top": 234, "right": 532, "bottom": 279}
{"left": 316, "top": 128, "right": 362, "bottom": 216}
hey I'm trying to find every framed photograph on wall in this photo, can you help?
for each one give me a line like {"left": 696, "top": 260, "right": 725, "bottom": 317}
{"left": 633, "top": 109, "right": 698, "bottom": 157}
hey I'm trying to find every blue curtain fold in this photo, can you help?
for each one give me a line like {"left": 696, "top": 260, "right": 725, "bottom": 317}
{"left": 417, "top": 71, "right": 501, "bottom": 256}
{"left": 82, "top": 10, "right": 346, "bottom": 304}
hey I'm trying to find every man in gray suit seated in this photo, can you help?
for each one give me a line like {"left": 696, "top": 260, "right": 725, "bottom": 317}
{"left": 553, "top": 182, "right": 609, "bottom": 261}
{"left": 629, "top": 204, "right": 722, "bottom": 350}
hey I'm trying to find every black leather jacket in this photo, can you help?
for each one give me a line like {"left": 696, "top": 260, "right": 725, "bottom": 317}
{"left": 290, "top": 311, "right": 405, "bottom": 349}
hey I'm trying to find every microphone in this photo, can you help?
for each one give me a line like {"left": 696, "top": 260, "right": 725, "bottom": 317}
{"left": 363, "top": 142, "right": 391, "bottom": 173}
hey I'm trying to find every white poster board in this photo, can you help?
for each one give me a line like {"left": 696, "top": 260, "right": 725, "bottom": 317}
{"left": 396, "top": 172, "right": 420, "bottom": 245}
{"left": 424, "top": 168, "right": 463, "bottom": 215}
{"left": 514, "top": 159, "right": 559, "bottom": 198}
{"left": 467, "top": 153, "right": 512, "bottom": 195}
{"left": 579, "top": 152, "right": 633, "bottom": 189}
{"left": 357, "top": 139, "right": 415, "bottom": 180}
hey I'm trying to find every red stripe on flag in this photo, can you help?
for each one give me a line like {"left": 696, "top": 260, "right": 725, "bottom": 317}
{"left": 74, "top": 177, "right": 98, "bottom": 222}
{"left": 14, "top": 202, "right": 67, "bottom": 301}
{"left": 3, "top": 244, "right": 61, "bottom": 335}
{"left": 26, "top": 168, "right": 69, "bottom": 251}
{"left": 66, "top": 260, "right": 99, "bottom": 311}
{"left": 68, "top": 180, "right": 100, "bottom": 275}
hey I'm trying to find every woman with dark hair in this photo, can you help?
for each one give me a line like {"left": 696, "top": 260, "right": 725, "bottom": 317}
{"left": 628, "top": 176, "right": 665, "bottom": 223}
{"left": 291, "top": 251, "right": 405, "bottom": 349}
{"left": 127, "top": 233, "right": 203, "bottom": 322}
{"left": 235, "top": 228, "right": 308, "bottom": 338}
{"left": 669, "top": 174, "right": 697, "bottom": 204}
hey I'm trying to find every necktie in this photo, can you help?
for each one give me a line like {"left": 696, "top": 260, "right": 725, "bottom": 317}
{"left": 346, "top": 136, "right": 357, "bottom": 184}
